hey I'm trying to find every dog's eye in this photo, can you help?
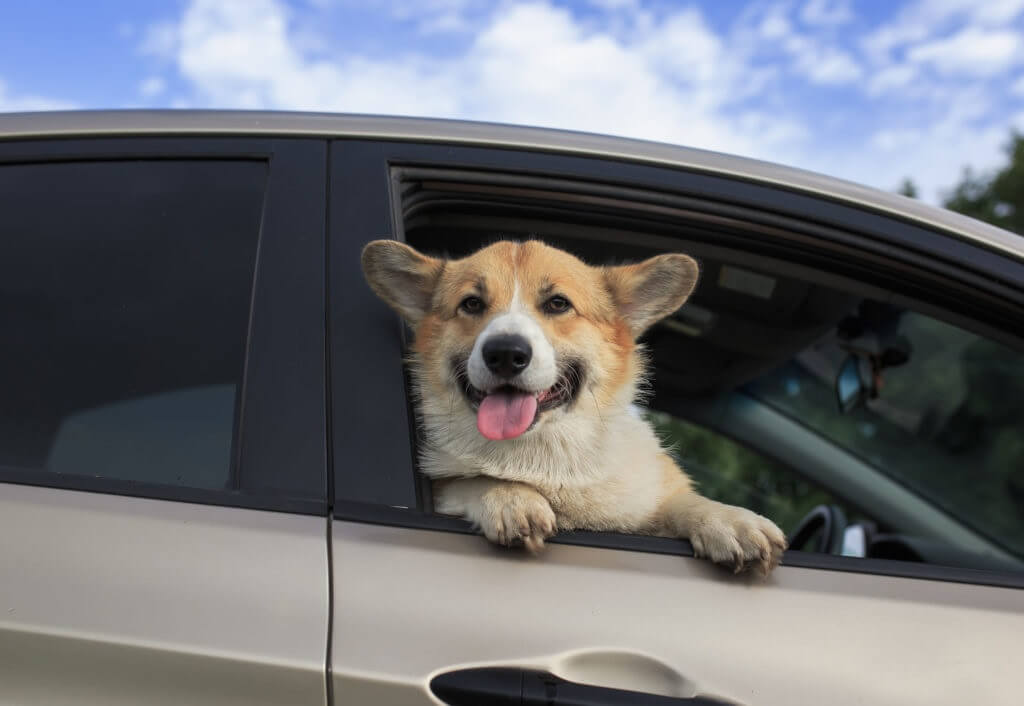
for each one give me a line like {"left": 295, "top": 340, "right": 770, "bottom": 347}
{"left": 459, "top": 296, "right": 485, "bottom": 315}
{"left": 543, "top": 295, "right": 572, "bottom": 314}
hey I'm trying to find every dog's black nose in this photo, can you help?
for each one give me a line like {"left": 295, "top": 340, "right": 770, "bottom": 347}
{"left": 482, "top": 334, "right": 532, "bottom": 379}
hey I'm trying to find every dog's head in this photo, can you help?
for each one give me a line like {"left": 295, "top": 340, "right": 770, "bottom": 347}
{"left": 362, "top": 240, "right": 699, "bottom": 442}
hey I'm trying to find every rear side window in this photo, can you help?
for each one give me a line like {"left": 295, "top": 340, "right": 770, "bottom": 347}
{"left": 0, "top": 160, "right": 265, "bottom": 489}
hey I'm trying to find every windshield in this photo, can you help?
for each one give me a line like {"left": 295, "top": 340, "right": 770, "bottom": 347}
{"left": 742, "top": 310, "right": 1024, "bottom": 557}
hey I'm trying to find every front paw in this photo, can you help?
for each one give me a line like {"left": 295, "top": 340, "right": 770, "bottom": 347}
{"left": 479, "top": 484, "right": 557, "bottom": 554}
{"left": 687, "top": 504, "right": 786, "bottom": 576}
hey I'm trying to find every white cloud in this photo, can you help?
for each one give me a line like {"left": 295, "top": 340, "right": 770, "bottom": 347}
{"left": 966, "top": 0, "right": 1024, "bottom": 25}
{"left": 786, "top": 36, "right": 863, "bottom": 83}
{"left": 416, "top": 11, "right": 471, "bottom": 34}
{"left": 140, "top": 20, "right": 181, "bottom": 57}
{"left": 815, "top": 87, "right": 1011, "bottom": 202}
{"left": 800, "top": 0, "right": 854, "bottom": 27}
{"left": 869, "top": 127, "right": 922, "bottom": 152}
{"left": 132, "top": 0, "right": 1024, "bottom": 205}
{"left": 385, "top": 0, "right": 489, "bottom": 34}
{"left": 847, "top": 0, "right": 1024, "bottom": 200}
{"left": 586, "top": 0, "right": 643, "bottom": 11}
{"left": 0, "top": 79, "right": 77, "bottom": 112}
{"left": 862, "top": 0, "right": 1024, "bottom": 63}
{"left": 757, "top": 9, "right": 791, "bottom": 40}
{"left": 141, "top": 0, "right": 808, "bottom": 162}
{"left": 907, "top": 28, "right": 1023, "bottom": 76}
{"left": 867, "top": 64, "right": 918, "bottom": 95}
{"left": 139, "top": 76, "right": 167, "bottom": 98}
{"left": 746, "top": 3, "right": 862, "bottom": 84}
{"left": 875, "top": 122, "right": 1011, "bottom": 203}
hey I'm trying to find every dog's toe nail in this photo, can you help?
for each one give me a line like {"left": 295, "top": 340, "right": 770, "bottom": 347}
{"left": 523, "top": 535, "right": 545, "bottom": 554}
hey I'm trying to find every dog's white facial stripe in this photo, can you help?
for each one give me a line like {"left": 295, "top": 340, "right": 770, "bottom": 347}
{"left": 467, "top": 276, "right": 557, "bottom": 392}
{"left": 509, "top": 280, "right": 523, "bottom": 313}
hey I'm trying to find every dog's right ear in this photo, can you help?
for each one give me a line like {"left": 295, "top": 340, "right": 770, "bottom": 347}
{"left": 361, "top": 240, "right": 444, "bottom": 325}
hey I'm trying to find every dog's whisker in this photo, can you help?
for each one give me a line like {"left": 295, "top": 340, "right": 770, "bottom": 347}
{"left": 447, "top": 390, "right": 455, "bottom": 445}
{"left": 589, "top": 387, "right": 605, "bottom": 430}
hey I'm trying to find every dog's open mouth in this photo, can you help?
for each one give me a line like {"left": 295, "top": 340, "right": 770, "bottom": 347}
{"left": 454, "top": 360, "right": 585, "bottom": 441}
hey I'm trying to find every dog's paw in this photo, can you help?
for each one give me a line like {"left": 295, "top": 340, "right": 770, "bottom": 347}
{"left": 479, "top": 484, "right": 557, "bottom": 554}
{"left": 687, "top": 503, "right": 787, "bottom": 576}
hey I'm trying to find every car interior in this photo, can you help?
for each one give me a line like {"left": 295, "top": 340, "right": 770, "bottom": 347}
{"left": 396, "top": 168, "right": 1024, "bottom": 575}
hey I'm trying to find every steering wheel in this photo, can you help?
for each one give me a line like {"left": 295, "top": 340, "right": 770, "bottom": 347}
{"left": 787, "top": 504, "right": 848, "bottom": 554}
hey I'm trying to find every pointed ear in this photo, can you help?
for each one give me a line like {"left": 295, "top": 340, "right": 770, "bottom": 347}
{"left": 361, "top": 240, "right": 444, "bottom": 325}
{"left": 605, "top": 253, "right": 700, "bottom": 338}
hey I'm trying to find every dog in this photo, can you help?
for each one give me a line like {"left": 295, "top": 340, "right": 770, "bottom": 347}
{"left": 361, "top": 239, "right": 786, "bottom": 575}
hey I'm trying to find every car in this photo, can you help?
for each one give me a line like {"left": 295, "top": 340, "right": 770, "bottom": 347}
{"left": 0, "top": 110, "right": 1022, "bottom": 706}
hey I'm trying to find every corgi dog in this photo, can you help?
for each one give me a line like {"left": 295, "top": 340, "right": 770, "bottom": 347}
{"left": 361, "top": 239, "right": 786, "bottom": 575}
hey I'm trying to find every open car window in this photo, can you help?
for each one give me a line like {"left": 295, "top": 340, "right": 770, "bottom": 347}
{"left": 644, "top": 410, "right": 870, "bottom": 540}
{"left": 395, "top": 173, "right": 1024, "bottom": 578}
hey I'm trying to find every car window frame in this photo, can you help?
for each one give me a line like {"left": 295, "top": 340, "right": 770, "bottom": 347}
{"left": 0, "top": 136, "right": 329, "bottom": 515}
{"left": 328, "top": 137, "right": 1024, "bottom": 589}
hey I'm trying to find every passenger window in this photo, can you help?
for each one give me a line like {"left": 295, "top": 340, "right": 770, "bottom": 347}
{"left": 0, "top": 160, "right": 265, "bottom": 489}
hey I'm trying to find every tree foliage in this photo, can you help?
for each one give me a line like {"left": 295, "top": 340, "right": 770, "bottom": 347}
{"left": 897, "top": 177, "right": 918, "bottom": 199}
{"left": 942, "top": 131, "right": 1024, "bottom": 235}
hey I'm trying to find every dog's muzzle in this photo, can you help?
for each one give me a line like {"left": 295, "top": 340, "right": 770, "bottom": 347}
{"left": 453, "top": 357, "right": 586, "bottom": 441}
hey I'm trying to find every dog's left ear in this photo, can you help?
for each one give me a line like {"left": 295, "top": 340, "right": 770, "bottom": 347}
{"left": 361, "top": 240, "right": 444, "bottom": 325}
{"left": 605, "top": 253, "right": 700, "bottom": 338}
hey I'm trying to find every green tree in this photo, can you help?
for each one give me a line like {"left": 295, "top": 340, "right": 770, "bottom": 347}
{"left": 943, "top": 131, "right": 1024, "bottom": 235}
{"left": 897, "top": 178, "right": 918, "bottom": 199}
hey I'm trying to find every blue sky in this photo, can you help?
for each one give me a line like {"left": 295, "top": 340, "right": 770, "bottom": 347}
{"left": 3, "top": 0, "right": 1024, "bottom": 203}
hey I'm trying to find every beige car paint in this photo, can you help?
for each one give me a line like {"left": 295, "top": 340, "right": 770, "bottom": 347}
{"left": 332, "top": 520, "right": 1024, "bottom": 706}
{"left": 0, "top": 483, "right": 328, "bottom": 706}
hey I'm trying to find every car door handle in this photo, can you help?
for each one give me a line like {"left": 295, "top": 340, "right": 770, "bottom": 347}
{"left": 430, "top": 667, "right": 735, "bottom": 705}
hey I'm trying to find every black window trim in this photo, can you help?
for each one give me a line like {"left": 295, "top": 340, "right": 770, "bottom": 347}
{"left": 0, "top": 137, "right": 329, "bottom": 516}
{"left": 329, "top": 138, "right": 1024, "bottom": 589}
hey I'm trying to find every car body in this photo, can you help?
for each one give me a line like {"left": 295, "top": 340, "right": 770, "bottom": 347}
{"left": 0, "top": 110, "right": 1022, "bottom": 706}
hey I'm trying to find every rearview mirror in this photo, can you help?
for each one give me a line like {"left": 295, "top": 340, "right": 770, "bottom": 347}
{"left": 836, "top": 354, "right": 865, "bottom": 414}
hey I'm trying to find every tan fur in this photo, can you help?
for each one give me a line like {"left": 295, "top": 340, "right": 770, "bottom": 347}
{"left": 361, "top": 239, "right": 786, "bottom": 575}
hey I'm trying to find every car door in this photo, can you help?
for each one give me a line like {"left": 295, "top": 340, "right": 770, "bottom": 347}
{"left": 327, "top": 134, "right": 1024, "bottom": 706}
{"left": 0, "top": 135, "right": 330, "bottom": 705}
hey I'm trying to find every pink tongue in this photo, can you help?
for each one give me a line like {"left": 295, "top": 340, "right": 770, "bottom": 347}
{"left": 477, "top": 391, "right": 538, "bottom": 440}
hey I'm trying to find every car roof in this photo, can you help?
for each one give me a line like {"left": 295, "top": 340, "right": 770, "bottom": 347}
{"left": 1, "top": 109, "right": 1022, "bottom": 261}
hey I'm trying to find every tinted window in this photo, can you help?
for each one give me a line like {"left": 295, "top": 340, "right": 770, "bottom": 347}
{"left": 0, "top": 160, "right": 265, "bottom": 489}
{"left": 744, "top": 309, "right": 1024, "bottom": 559}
